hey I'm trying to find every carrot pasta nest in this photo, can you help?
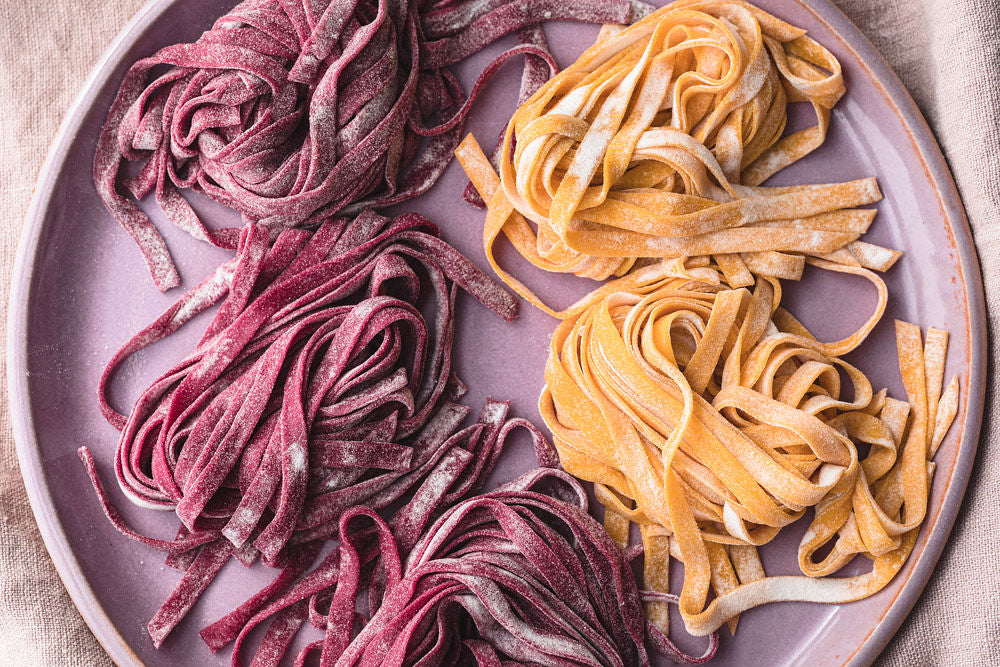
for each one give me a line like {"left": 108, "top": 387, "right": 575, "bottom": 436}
{"left": 538, "top": 256, "right": 959, "bottom": 637}
{"left": 458, "top": 0, "right": 962, "bottom": 646}
{"left": 456, "top": 0, "right": 900, "bottom": 315}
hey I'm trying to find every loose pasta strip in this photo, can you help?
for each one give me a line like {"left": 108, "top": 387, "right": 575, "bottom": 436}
{"left": 457, "top": 0, "right": 898, "bottom": 312}
{"left": 539, "top": 260, "right": 959, "bottom": 637}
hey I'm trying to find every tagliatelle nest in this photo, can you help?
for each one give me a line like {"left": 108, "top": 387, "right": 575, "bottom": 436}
{"left": 457, "top": 0, "right": 900, "bottom": 316}
{"left": 538, "top": 258, "right": 959, "bottom": 638}
{"left": 94, "top": 0, "right": 634, "bottom": 290}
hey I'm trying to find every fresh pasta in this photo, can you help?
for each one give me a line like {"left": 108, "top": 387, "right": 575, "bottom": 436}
{"left": 538, "top": 257, "right": 959, "bottom": 637}
{"left": 457, "top": 0, "right": 895, "bottom": 315}
{"left": 94, "top": 0, "right": 633, "bottom": 290}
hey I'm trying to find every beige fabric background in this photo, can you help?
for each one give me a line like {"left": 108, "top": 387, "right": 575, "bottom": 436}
{"left": 0, "top": 0, "right": 997, "bottom": 665}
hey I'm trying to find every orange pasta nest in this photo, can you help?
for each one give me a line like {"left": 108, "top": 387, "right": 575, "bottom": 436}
{"left": 457, "top": 0, "right": 899, "bottom": 316}
{"left": 453, "top": 0, "right": 963, "bottom": 642}
{"left": 538, "top": 257, "right": 959, "bottom": 636}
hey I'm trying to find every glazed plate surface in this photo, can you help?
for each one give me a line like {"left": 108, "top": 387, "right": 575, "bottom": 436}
{"left": 9, "top": 0, "right": 986, "bottom": 664}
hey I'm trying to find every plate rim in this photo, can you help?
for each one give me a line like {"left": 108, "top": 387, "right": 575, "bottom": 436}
{"left": 9, "top": 1, "right": 175, "bottom": 663}
{"left": 6, "top": 1, "right": 987, "bottom": 666}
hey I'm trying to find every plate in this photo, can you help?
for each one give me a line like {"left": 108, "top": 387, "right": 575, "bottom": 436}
{"left": 8, "top": 0, "right": 986, "bottom": 665}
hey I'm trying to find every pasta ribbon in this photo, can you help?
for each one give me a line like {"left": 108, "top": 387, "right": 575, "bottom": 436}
{"left": 457, "top": 0, "right": 894, "bottom": 313}
{"left": 539, "top": 259, "right": 959, "bottom": 637}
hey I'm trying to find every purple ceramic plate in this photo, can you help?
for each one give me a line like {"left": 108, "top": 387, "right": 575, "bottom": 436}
{"left": 8, "top": 0, "right": 986, "bottom": 665}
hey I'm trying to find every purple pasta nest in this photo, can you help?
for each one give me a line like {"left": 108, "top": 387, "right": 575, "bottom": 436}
{"left": 336, "top": 468, "right": 651, "bottom": 666}
{"left": 93, "top": 0, "right": 632, "bottom": 290}
{"left": 81, "top": 210, "right": 559, "bottom": 652}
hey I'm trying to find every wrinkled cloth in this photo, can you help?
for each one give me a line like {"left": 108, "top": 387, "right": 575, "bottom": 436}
{"left": 0, "top": 0, "right": 998, "bottom": 665}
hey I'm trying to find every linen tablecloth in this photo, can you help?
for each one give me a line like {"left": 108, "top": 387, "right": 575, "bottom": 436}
{"left": 1, "top": 0, "right": 997, "bottom": 664}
